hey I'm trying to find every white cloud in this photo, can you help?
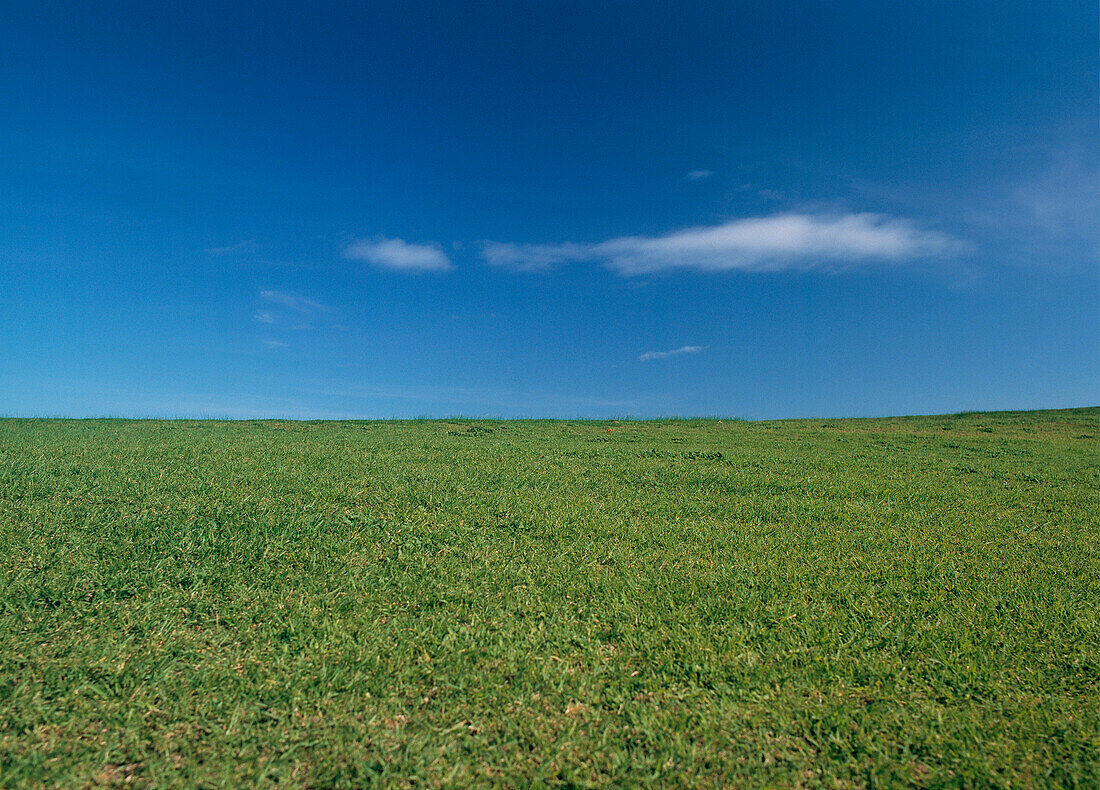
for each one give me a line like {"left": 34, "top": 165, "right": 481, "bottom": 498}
{"left": 263, "top": 339, "right": 287, "bottom": 348}
{"left": 253, "top": 310, "right": 274, "bottom": 323}
{"left": 1011, "top": 147, "right": 1099, "bottom": 243}
{"left": 639, "top": 345, "right": 707, "bottom": 362}
{"left": 344, "top": 237, "right": 453, "bottom": 272}
{"left": 686, "top": 170, "right": 714, "bottom": 181}
{"left": 260, "top": 290, "right": 326, "bottom": 313}
{"left": 482, "top": 213, "right": 964, "bottom": 276}
{"left": 206, "top": 239, "right": 257, "bottom": 255}
{"left": 482, "top": 241, "right": 590, "bottom": 272}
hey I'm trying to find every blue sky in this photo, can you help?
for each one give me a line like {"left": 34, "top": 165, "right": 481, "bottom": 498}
{"left": 2, "top": 1, "right": 1097, "bottom": 418}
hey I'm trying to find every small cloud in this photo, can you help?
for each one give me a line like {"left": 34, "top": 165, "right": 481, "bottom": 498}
{"left": 344, "top": 237, "right": 453, "bottom": 272}
{"left": 1011, "top": 147, "right": 1100, "bottom": 242}
{"left": 206, "top": 239, "right": 257, "bottom": 255}
{"left": 483, "top": 213, "right": 965, "bottom": 276}
{"left": 263, "top": 339, "right": 287, "bottom": 348}
{"left": 253, "top": 310, "right": 274, "bottom": 323}
{"left": 686, "top": 170, "right": 714, "bottom": 181}
{"left": 260, "top": 290, "right": 326, "bottom": 313}
{"left": 639, "top": 345, "right": 707, "bottom": 362}
{"left": 481, "top": 241, "right": 590, "bottom": 272}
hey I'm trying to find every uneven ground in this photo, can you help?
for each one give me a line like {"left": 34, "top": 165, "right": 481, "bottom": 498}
{"left": 0, "top": 409, "right": 1097, "bottom": 788}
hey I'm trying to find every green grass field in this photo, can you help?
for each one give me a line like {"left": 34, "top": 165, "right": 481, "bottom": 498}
{"left": 1, "top": 409, "right": 1097, "bottom": 788}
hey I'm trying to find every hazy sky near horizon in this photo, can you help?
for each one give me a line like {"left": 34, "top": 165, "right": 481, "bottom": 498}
{"left": 2, "top": 1, "right": 1097, "bottom": 418}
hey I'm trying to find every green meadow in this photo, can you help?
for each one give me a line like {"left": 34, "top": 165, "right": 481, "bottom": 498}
{"left": 1, "top": 409, "right": 1097, "bottom": 788}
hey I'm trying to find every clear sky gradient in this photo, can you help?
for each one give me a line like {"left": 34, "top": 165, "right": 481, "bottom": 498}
{"left": 2, "top": 1, "right": 1097, "bottom": 418}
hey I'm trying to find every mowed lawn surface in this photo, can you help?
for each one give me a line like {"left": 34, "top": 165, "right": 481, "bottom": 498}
{"left": 1, "top": 410, "right": 1097, "bottom": 788}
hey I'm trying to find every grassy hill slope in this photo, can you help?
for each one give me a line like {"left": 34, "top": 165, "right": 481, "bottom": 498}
{"left": 1, "top": 409, "right": 1097, "bottom": 787}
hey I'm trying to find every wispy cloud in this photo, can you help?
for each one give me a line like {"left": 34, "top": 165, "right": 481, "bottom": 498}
{"left": 1010, "top": 147, "right": 1099, "bottom": 246}
{"left": 482, "top": 213, "right": 964, "bottom": 276}
{"left": 263, "top": 339, "right": 287, "bottom": 348}
{"left": 639, "top": 345, "right": 707, "bottom": 362}
{"left": 206, "top": 239, "right": 257, "bottom": 255}
{"left": 482, "top": 241, "right": 590, "bottom": 272}
{"left": 686, "top": 169, "right": 714, "bottom": 181}
{"left": 344, "top": 237, "right": 453, "bottom": 272}
{"left": 253, "top": 310, "right": 274, "bottom": 323}
{"left": 260, "top": 290, "right": 326, "bottom": 313}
